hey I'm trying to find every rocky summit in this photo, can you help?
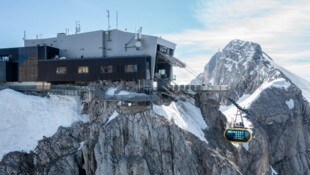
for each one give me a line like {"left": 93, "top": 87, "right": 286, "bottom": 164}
{"left": 196, "top": 39, "right": 310, "bottom": 175}
{"left": 0, "top": 40, "right": 309, "bottom": 175}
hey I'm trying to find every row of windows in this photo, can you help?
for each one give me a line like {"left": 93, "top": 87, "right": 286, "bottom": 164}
{"left": 56, "top": 65, "right": 138, "bottom": 75}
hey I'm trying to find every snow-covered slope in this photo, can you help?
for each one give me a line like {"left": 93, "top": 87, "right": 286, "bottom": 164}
{"left": 263, "top": 53, "right": 310, "bottom": 102}
{"left": 220, "top": 78, "right": 291, "bottom": 128}
{"left": 196, "top": 39, "right": 310, "bottom": 104}
{"left": 153, "top": 101, "right": 208, "bottom": 143}
{"left": 0, "top": 89, "right": 88, "bottom": 160}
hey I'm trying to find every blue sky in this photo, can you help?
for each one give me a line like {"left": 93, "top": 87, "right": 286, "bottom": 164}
{"left": 1, "top": 0, "right": 309, "bottom": 82}
{"left": 0, "top": 0, "right": 201, "bottom": 47}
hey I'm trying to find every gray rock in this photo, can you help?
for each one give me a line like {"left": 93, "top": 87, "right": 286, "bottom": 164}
{"left": 1, "top": 39, "right": 309, "bottom": 175}
{"left": 196, "top": 39, "right": 310, "bottom": 175}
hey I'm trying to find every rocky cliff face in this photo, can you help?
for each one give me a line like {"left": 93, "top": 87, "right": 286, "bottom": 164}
{"left": 1, "top": 40, "right": 309, "bottom": 175}
{"left": 197, "top": 39, "right": 310, "bottom": 175}
{"left": 0, "top": 92, "right": 246, "bottom": 175}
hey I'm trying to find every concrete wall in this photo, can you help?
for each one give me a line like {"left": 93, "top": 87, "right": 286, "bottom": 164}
{"left": 106, "top": 30, "right": 158, "bottom": 58}
{"left": 24, "top": 29, "right": 176, "bottom": 59}
{"left": 106, "top": 30, "right": 160, "bottom": 78}
{"left": 25, "top": 31, "right": 104, "bottom": 59}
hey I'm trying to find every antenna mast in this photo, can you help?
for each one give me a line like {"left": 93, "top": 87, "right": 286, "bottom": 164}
{"left": 23, "top": 31, "right": 26, "bottom": 40}
{"left": 107, "top": 10, "right": 111, "bottom": 30}
{"left": 75, "top": 21, "right": 81, "bottom": 34}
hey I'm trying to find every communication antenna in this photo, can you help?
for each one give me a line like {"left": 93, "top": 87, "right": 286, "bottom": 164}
{"left": 135, "top": 27, "right": 143, "bottom": 48}
{"left": 107, "top": 10, "right": 111, "bottom": 30}
{"left": 66, "top": 28, "right": 70, "bottom": 35}
{"left": 23, "top": 31, "right": 26, "bottom": 40}
{"left": 138, "top": 27, "right": 142, "bottom": 40}
{"left": 75, "top": 21, "right": 81, "bottom": 34}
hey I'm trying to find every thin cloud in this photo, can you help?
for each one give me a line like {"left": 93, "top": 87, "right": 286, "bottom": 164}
{"left": 164, "top": 0, "right": 310, "bottom": 82}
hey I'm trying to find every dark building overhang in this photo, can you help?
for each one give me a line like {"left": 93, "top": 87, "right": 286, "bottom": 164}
{"left": 156, "top": 51, "right": 186, "bottom": 68}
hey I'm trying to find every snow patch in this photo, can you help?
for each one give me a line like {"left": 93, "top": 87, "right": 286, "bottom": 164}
{"left": 242, "top": 142, "right": 249, "bottom": 151}
{"left": 221, "top": 78, "right": 291, "bottom": 126}
{"left": 285, "top": 99, "right": 294, "bottom": 110}
{"left": 118, "top": 90, "right": 131, "bottom": 95}
{"left": 0, "top": 89, "right": 89, "bottom": 160}
{"left": 270, "top": 165, "right": 278, "bottom": 175}
{"left": 153, "top": 101, "right": 208, "bottom": 143}
{"left": 105, "top": 87, "right": 117, "bottom": 95}
{"left": 106, "top": 111, "right": 119, "bottom": 124}
{"left": 269, "top": 78, "right": 291, "bottom": 90}
{"left": 209, "top": 78, "right": 214, "bottom": 85}
{"left": 78, "top": 141, "right": 86, "bottom": 150}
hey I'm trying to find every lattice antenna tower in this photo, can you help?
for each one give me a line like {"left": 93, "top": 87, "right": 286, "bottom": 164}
{"left": 75, "top": 21, "right": 81, "bottom": 34}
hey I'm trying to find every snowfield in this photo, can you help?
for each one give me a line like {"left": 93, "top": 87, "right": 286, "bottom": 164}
{"left": 153, "top": 101, "right": 208, "bottom": 143}
{"left": 264, "top": 53, "right": 310, "bottom": 102}
{"left": 0, "top": 89, "right": 89, "bottom": 160}
{"left": 221, "top": 78, "right": 291, "bottom": 129}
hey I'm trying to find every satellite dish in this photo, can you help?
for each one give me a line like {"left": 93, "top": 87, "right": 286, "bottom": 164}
{"left": 135, "top": 41, "right": 142, "bottom": 48}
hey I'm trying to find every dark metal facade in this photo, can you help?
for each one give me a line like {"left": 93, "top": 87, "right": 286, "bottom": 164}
{"left": 0, "top": 48, "right": 19, "bottom": 61}
{"left": 38, "top": 46, "right": 59, "bottom": 60}
{"left": 0, "top": 46, "right": 59, "bottom": 82}
{"left": 0, "top": 61, "right": 5, "bottom": 81}
{"left": 38, "top": 56, "right": 151, "bottom": 82}
{"left": 0, "top": 61, "right": 18, "bottom": 82}
{"left": 0, "top": 46, "right": 152, "bottom": 83}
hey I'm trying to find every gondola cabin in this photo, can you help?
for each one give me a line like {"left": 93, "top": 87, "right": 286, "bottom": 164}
{"left": 224, "top": 128, "right": 252, "bottom": 144}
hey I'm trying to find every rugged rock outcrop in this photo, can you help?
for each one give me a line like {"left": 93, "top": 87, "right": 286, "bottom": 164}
{"left": 197, "top": 39, "right": 310, "bottom": 175}
{"left": 0, "top": 91, "right": 243, "bottom": 175}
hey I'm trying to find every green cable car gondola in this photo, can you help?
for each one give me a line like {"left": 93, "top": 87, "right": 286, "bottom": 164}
{"left": 224, "top": 128, "right": 252, "bottom": 144}
{"left": 224, "top": 98, "right": 253, "bottom": 144}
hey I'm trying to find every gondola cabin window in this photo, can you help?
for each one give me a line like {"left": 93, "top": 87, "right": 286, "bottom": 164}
{"left": 125, "top": 64, "right": 138, "bottom": 73}
{"left": 78, "top": 66, "right": 89, "bottom": 74}
{"left": 56, "top": 67, "right": 67, "bottom": 74}
{"left": 101, "top": 65, "right": 113, "bottom": 73}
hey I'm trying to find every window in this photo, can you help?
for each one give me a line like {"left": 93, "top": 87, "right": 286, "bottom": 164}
{"left": 56, "top": 67, "right": 67, "bottom": 74}
{"left": 0, "top": 56, "right": 9, "bottom": 61}
{"left": 78, "top": 66, "right": 89, "bottom": 74}
{"left": 159, "top": 69, "right": 166, "bottom": 75}
{"left": 101, "top": 65, "right": 113, "bottom": 73}
{"left": 124, "top": 64, "right": 138, "bottom": 73}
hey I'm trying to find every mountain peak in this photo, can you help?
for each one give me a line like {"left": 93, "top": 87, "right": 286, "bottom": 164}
{"left": 222, "top": 39, "right": 263, "bottom": 62}
{"left": 198, "top": 40, "right": 287, "bottom": 101}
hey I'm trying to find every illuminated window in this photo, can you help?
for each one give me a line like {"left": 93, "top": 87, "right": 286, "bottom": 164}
{"left": 124, "top": 65, "right": 138, "bottom": 73}
{"left": 56, "top": 67, "right": 67, "bottom": 74}
{"left": 78, "top": 66, "right": 89, "bottom": 74}
{"left": 101, "top": 65, "right": 113, "bottom": 73}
